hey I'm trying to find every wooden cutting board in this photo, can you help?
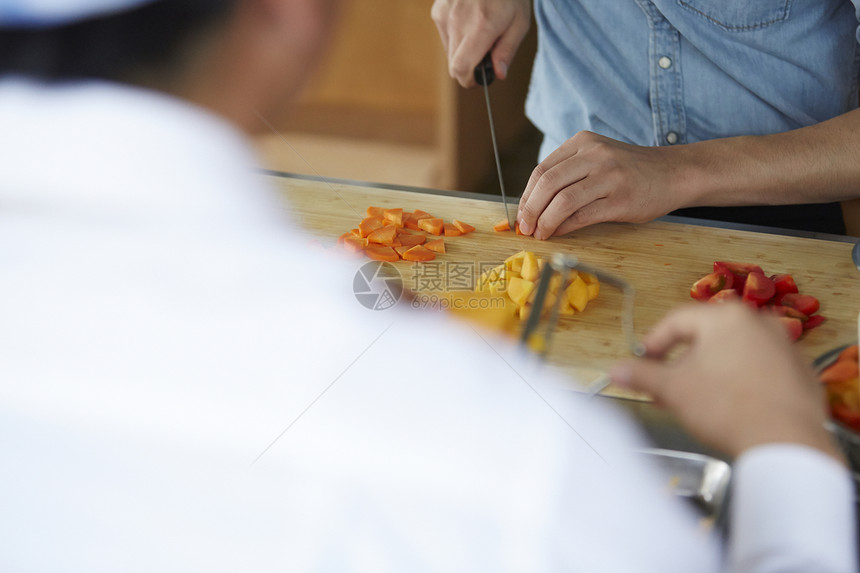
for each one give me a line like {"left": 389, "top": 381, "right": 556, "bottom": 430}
{"left": 271, "top": 175, "right": 859, "bottom": 399}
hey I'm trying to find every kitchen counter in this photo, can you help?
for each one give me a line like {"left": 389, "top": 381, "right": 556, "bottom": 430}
{"left": 268, "top": 169, "right": 858, "bottom": 397}
{"left": 269, "top": 169, "right": 860, "bottom": 517}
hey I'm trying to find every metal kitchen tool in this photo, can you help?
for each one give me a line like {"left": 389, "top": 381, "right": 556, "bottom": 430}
{"left": 475, "top": 53, "right": 514, "bottom": 229}
{"left": 520, "top": 253, "right": 646, "bottom": 395}
{"left": 639, "top": 448, "right": 732, "bottom": 523}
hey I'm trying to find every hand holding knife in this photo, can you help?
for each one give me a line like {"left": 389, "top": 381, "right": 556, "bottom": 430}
{"left": 475, "top": 53, "right": 515, "bottom": 230}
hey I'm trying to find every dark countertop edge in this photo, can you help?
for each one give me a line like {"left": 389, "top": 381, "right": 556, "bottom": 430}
{"left": 260, "top": 168, "right": 859, "bottom": 245}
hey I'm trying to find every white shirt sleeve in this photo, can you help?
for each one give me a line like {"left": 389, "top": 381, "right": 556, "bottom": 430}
{"left": 728, "top": 444, "right": 858, "bottom": 573}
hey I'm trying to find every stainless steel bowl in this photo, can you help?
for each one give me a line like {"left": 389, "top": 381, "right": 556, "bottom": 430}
{"left": 639, "top": 448, "right": 731, "bottom": 519}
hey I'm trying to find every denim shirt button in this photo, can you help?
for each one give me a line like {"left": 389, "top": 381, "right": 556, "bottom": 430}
{"left": 665, "top": 131, "right": 679, "bottom": 144}
{"left": 658, "top": 56, "right": 673, "bottom": 70}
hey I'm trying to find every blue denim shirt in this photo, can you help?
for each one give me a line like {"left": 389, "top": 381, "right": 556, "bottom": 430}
{"left": 526, "top": 0, "right": 860, "bottom": 155}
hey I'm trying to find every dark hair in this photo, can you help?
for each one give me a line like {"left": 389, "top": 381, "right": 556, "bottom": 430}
{"left": 0, "top": 0, "right": 237, "bottom": 82}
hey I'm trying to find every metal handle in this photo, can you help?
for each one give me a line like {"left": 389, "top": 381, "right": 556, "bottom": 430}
{"left": 520, "top": 253, "right": 646, "bottom": 361}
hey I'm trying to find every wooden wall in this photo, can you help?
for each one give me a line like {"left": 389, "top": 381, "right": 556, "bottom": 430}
{"left": 255, "top": 0, "right": 539, "bottom": 192}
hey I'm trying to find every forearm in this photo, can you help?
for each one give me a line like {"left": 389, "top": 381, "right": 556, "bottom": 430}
{"left": 678, "top": 108, "right": 860, "bottom": 208}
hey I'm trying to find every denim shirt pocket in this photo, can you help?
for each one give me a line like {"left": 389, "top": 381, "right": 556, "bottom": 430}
{"left": 676, "top": 0, "right": 792, "bottom": 31}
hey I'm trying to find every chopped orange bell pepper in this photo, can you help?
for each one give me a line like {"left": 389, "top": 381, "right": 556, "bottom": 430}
{"left": 398, "top": 234, "right": 426, "bottom": 247}
{"left": 443, "top": 223, "right": 462, "bottom": 237}
{"left": 493, "top": 219, "right": 511, "bottom": 232}
{"left": 838, "top": 345, "right": 859, "bottom": 364}
{"left": 345, "top": 206, "right": 481, "bottom": 263}
{"left": 365, "top": 245, "right": 400, "bottom": 262}
{"left": 821, "top": 360, "right": 860, "bottom": 385}
{"left": 366, "top": 225, "right": 398, "bottom": 245}
{"left": 418, "top": 217, "right": 444, "bottom": 236}
{"left": 402, "top": 245, "right": 436, "bottom": 262}
{"left": 342, "top": 235, "right": 367, "bottom": 253}
{"left": 383, "top": 208, "right": 403, "bottom": 226}
{"left": 424, "top": 238, "right": 445, "bottom": 254}
{"left": 453, "top": 219, "right": 475, "bottom": 234}
{"left": 358, "top": 216, "right": 385, "bottom": 238}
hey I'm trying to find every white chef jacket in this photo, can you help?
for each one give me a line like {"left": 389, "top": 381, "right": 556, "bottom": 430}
{"left": 0, "top": 78, "right": 855, "bottom": 572}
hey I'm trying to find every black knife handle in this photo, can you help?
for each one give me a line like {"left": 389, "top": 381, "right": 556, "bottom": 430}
{"left": 474, "top": 53, "right": 495, "bottom": 86}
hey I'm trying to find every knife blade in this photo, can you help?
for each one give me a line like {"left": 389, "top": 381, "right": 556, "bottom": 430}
{"left": 475, "top": 53, "right": 514, "bottom": 229}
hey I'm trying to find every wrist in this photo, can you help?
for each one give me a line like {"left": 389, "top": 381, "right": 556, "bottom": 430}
{"left": 732, "top": 417, "right": 845, "bottom": 466}
{"left": 664, "top": 141, "right": 721, "bottom": 210}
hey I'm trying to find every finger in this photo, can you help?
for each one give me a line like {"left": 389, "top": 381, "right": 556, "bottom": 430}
{"left": 491, "top": 17, "right": 529, "bottom": 79}
{"left": 430, "top": 2, "right": 450, "bottom": 52}
{"left": 450, "top": 26, "right": 502, "bottom": 88}
{"left": 518, "top": 154, "right": 590, "bottom": 236}
{"left": 552, "top": 198, "right": 618, "bottom": 236}
{"left": 443, "top": 3, "right": 468, "bottom": 83}
{"left": 518, "top": 138, "right": 582, "bottom": 224}
{"left": 640, "top": 305, "right": 714, "bottom": 360}
{"left": 609, "top": 359, "right": 671, "bottom": 400}
{"left": 533, "top": 182, "right": 607, "bottom": 240}
{"left": 758, "top": 311, "right": 800, "bottom": 342}
{"left": 447, "top": 24, "right": 464, "bottom": 82}
{"left": 434, "top": 19, "right": 449, "bottom": 53}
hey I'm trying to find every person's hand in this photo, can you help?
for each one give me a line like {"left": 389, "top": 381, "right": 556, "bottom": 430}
{"left": 431, "top": 0, "right": 531, "bottom": 88}
{"left": 609, "top": 303, "right": 843, "bottom": 462}
{"left": 517, "top": 131, "right": 695, "bottom": 239}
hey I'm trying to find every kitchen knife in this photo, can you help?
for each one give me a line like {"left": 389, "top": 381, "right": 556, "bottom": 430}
{"left": 475, "top": 53, "right": 514, "bottom": 229}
